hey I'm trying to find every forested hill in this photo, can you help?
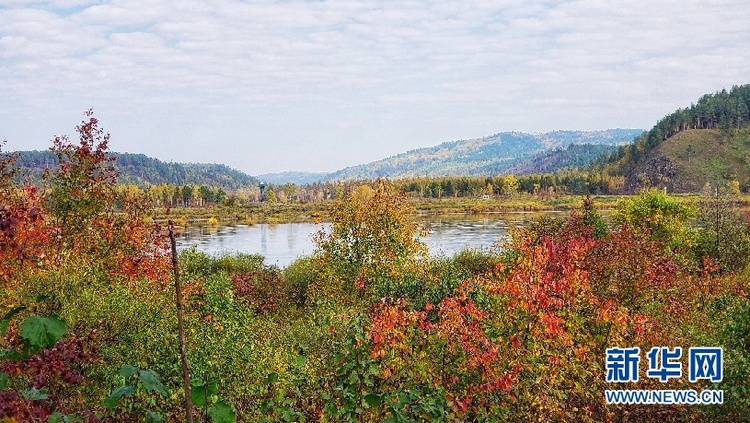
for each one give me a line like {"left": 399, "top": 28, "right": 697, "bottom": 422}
{"left": 505, "top": 143, "right": 619, "bottom": 175}
{"left": 256, "top": 171, "right": 329, "bottom": 185}
{"left": 10, "top": 150, "right": 258, "bottom": 189}
{"left": 598, "top": 84, "right": 750, "bottom": 192}
{"left": 323, "top": 129, "right": 642, "bottom": 181}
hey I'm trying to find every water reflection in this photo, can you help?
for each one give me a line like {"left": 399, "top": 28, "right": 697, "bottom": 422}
{"left": 177, "top": 213, "right": 560, "bottom": 268}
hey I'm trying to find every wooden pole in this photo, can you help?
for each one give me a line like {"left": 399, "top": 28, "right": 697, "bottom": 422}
{"left": 169, "top": 221, "right": 193, "bottom": 423}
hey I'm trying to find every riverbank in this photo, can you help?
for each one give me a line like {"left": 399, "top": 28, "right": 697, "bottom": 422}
{"left": 152, "top": 192, "right": 745, "bottom": 227}
{"left": 153, "top": 194, "right": 632, "bottom": 227}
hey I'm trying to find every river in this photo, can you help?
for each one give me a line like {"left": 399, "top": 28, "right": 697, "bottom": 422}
{"left": 177, "top": 213, "right": 563, "bottom": 267}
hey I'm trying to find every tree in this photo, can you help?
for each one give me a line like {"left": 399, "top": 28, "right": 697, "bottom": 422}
{"left": 47, "top": 111, "right": 118, "bottom": 244}
{"left": 46, "top": 111, "right": 169, "bottom": 280}
{"left": 281, "top": 183, "right": 297, "bottom": 202}
{"left": 264, "top": 189, "right": 278, "bottom": 203}
{"left": 613, "top": 189, "right": 697, "bottom": 253}
{"left": 181, "top": 185, "right": 194, "bottom": 206}
{"left": 501, "top": 175, "right": 519, "bottom": 196}
{"left": 694, "top": 188, "right": 750, "bottom": 272}
{"left": 313, "top": 181, "right": 426, "bottom": 297}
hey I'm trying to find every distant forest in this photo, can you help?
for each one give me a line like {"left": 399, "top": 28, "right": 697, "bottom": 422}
{"left": 8, "top": 150, "right": 257, "bottom": 190}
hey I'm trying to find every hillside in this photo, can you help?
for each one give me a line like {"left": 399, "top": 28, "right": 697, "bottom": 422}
{"left": 601, "top": 84, "right": 750, "bottom": 192}
{"left": 505, "top": 143, "right": 618, "bottom": 175}
{"left": 256, "top": 171, "right": 328, "bottom": 185}
{"left": 623, "top": 128, "right": 750, "bottom": 192}
{"left": 11, "top": 150, "right": 258, "bottom": 190}
{"left": 324, "top": 129, "right": 642, "bottom": 181}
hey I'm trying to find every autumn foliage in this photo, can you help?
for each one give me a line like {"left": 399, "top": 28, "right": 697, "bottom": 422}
{"left": 2, "top": 113, "right": 750, "bottom": 422}
{"left": 1, "top": 112, "right": 171, "bottom": 421}
{"left": 352, "top": 205, "right": 748, "bottom": 422}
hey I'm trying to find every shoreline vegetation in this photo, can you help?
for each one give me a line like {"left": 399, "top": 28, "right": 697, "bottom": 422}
{"left": 152, "top": 193, "right": 750, "bottom": 228}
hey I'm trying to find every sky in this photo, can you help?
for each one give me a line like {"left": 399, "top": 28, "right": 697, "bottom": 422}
{"left": 1, "top": 0, "right": 748, "bottom": 175}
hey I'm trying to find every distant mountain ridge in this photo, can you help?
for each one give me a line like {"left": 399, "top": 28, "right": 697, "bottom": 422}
{"left": 322, "top": 129, "right": 643, "bottom": 181}
{"left": 10, "top": 150, "right": 258, "bottom": 189}
{"left": 256, "top": 171, "right": 329, "bottom": 185}
{"left": 8, "top": 129, "right": 647, "bottom": 188}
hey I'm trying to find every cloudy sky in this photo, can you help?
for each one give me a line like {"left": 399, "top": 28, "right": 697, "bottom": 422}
{"left": 1, "top": 0, "right": 748, "bottom": 175}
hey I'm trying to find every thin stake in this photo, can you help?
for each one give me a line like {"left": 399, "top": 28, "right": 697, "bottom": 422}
{"left": 169, "top": 221, "right": 193, "bottom": 423}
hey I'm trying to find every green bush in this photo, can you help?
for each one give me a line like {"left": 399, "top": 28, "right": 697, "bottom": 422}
{"left": 212, "top": 253, "right": 266, "bottom": 274}
{"left": 179, "top": 248, "right": 214, "bottom": 277}
{"left": 451, "top": 248, "right": 499, "bottom": 276}
{"left": 613, "top": 188, "right": 697, "bottom": 253}
{"left": 694, "top": 197, "right": 750, "bottom": 272}
{"left": 283, "top": 256, "right": 319, "bottom": 308}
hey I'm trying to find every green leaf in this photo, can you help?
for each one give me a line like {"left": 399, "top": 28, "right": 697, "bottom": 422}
{"left": 191, "top": 379, "right": 218, "bottom": 407}
{"left": 323, "top": 402, "right": 337, "bottom": 416}
{"left": 294, "top": 355, "right": 306, "bottom": 367}
{"left": 146, "top": 411, "right": 165, "bottom": 422}
{"left": 0, "top": 306, "right": 25, "bottom": 336}
{"left": 364, "top": 393, "right": 382, "bottom": 407}
{"left": 119, "top": 364, "right": 138, "bottom": 379}
{"left": 49, "top": 413, "right": 82, "bottom": 423}
{"left": 21, "top": 387, "right": 49, "bottom": 400}
{"left": 208, "top": 401, "right": 236, "bottom": 423}
{"left": 397, "top": 393, "right": 410, "bottom": 406}
{"left": 104, "top": 385, "right": 136, "bottom": 410}
{"left": 265, "top": 372, "right": 278, "bottom": 385}
{"left": 48, "top": 412, "right": 64, "bottom": 423}
{"left": 20, "top": 315, "right": 67, "bottom": 349}
{"left": 139, "top": 369, "right": 167, "bottom": 396}
{"left": 0, "top": 371, "right": 8, "bottom": 390}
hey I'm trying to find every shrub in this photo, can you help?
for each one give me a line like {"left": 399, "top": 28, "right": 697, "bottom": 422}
{"left": 613, "top": 188, "right": 697, "bottom": 253}
{"left": 313, "top": 181, "right": 426, "bottom": 300}
{"left": 694, "top": 196, "right": 750, "bottom": 273}
{"left": 450, "top": 248, "right": 499, "bottom": 276}
{"left": 283, "top": 256, "right": 319, "bottom": 308}
{"left": 232, "top": 270, "right": 287, "bottom": 315}
{"left": 212, "top": 253, "right": 266, "bottom": 275}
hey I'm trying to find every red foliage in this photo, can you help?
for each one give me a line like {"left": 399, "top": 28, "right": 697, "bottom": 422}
{"left": 0, "top": 186, "right": 52, "bottom": 286}
{"left": 369, "top": 294, "right": 515, "bottom": 418}
{"left": 1, "top": 332, "right": 100, "bottom": 422}
{"left": 231, "top": 271, "right": 286, "bottom": 314}
{"left": 364, "top": 211, "right": 705, "bottom": 420}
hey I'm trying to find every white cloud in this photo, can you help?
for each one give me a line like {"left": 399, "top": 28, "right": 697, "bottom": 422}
{"left": 0, "top": 0, "right": 748, "bottom": 173}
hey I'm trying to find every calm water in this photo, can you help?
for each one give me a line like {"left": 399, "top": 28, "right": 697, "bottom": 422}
{"left": 177, "top": 213, "right": 560, "bottom": 267}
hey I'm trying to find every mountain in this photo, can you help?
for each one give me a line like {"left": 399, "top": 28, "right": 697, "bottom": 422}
{"left": 599, "top": 84, "right": 750, "bottom": 192}
{"left": 322, "top": 129, "right": 643, "bottom": 181}
{"left": 505, "top": 143, "right": 619, "bottom": 175}
{"left": 255, "top": 171, "right": 328, "bottom": 185}
{"left": 10, "top": 150, "right": 258, "bottom": 190}
{"left": 612, "top": 128, "right": 750, "bottom": 192}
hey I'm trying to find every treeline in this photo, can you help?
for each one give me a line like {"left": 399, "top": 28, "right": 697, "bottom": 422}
{"left": 10, "top": 150, "right": 258, "bottom": 190}
{"left": 393, "top": 170, "right": 619, "bottom": 197}
{"left": 260, "top": 170, "right": 619, "bottom": 200}
{"left": 117, "top": 183, "right": 260, "bottom": 208}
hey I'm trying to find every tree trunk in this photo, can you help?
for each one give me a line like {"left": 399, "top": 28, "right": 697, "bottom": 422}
{"left": 169, "top": 222, "right": 194, "bottom": 423}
